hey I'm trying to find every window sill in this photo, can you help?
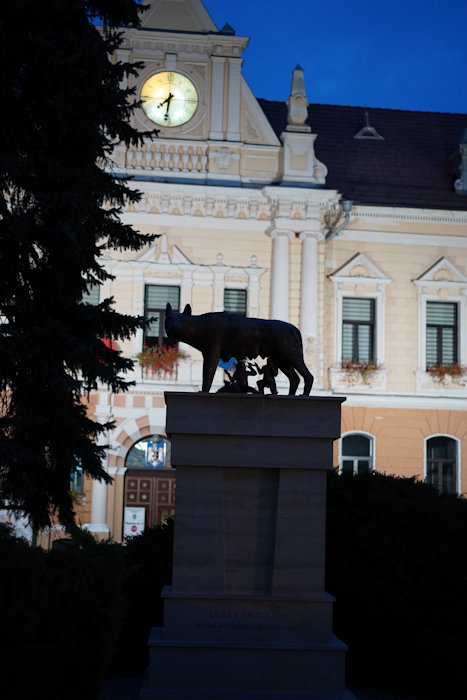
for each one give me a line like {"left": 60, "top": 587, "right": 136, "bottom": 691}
{"left": 329, "top": 366, "right": 387, "bottom": 392}
{"left": 415, "top": 370, "right": 467, "bottom": 394}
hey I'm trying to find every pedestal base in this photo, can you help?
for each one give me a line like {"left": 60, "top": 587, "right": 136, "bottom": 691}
{"left": 141, "top": 628, "right": 356, "bottom": 700}
{"left": 140, "top": 394, "right": 354, "bottom": 700}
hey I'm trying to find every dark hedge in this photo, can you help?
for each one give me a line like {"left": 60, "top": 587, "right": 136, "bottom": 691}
{"left": 110, "top": 518, "right": 174, "bottom": 674}
{"left": 2, "top": 475, "right": 466, "bottom": 699}
{"left": 0, "top": 525, "right": 125, "bottom": 700}
{"left": 326, "top": 470, "right": 467, "bottom": 699}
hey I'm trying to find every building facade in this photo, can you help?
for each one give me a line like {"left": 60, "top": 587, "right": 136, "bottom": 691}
{"left": 75, "top": 0, "right": 467, "bottom": 541}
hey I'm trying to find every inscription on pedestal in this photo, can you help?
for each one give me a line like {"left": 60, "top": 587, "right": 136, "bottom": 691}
{"left": 196, "top": 608, "right": 291, "bottom": 634}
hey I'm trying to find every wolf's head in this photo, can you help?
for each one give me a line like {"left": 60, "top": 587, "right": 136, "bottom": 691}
{"left": 165, "top": 303, "right": 192, "bottom": 343}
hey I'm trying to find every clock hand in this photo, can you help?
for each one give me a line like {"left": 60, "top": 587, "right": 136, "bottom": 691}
{"left": 157, "top": 92, "right": 172, "bottom": 108}
{"left": 164, "top": 92, "right": 174, "bottom": 120}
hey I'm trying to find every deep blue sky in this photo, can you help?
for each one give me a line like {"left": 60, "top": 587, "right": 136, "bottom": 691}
{"left": 204, "top": 0, "right": 467, "bottom": 114}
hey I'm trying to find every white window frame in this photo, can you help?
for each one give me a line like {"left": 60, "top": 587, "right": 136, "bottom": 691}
{"left": 334, "top": 286, "right": 387, "bottom": 368}
{"left": 329, "top": 254, "right": 391, "bottom": 371}
{"left": 339, "top": 431, "right": 375, "bottom": 475}
{"left": 417, "top": 292, "right": 466, "bottom": 371}
{"left": 424, "top": 434, "right": 460, "bottom": 495}
{"left": 414, "top": 258, "right": 467, "bottom": 393}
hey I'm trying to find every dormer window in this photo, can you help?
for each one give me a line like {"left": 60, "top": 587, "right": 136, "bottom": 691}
{"left": 354, "top": 111, "right": 384, "bottom": 140}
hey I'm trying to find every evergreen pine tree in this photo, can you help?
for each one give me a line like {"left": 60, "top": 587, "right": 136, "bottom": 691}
{"left": 0, "top": 0, "right": 157, "bottom": 532}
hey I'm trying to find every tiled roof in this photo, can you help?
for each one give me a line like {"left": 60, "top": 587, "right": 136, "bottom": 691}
{"left": 258, "top": 99, "right": 467, "bottom": 210}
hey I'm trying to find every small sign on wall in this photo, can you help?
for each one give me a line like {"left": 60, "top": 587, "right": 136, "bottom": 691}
{"left": 124, "top": 506, "right": 146, "bottom": 538}
{"left": 146, "top": 441, "right": 166, "bottom": 468}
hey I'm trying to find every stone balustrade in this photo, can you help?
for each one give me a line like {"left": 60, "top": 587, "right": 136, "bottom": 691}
{"left": 124, "top": 139, "right": 208, "bottom": 174}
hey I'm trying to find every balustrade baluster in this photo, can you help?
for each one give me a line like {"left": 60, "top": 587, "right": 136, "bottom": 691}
{"left": 154, "top": 147, "right": 162, "bottom": 170}
{"left": 182, "top": 147, "right": 189, "bottom": 172}
{"left": 135, "top": 148, "right": 143, "bottom": 170}
{"left": 126, "top": 146, "right": 134, "bottom": 169}
{"left": 200, "top": 148, "right": 207, "bottom": 173}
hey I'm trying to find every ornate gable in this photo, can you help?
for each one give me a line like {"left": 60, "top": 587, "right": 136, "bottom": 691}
{"left": 136, "top": 234, "right": 193, "bottom": 265}
{"left": 241, "top": 80, "right": 281, "bottom": 146}
{"left": 330, "top": 253, "right": 390, "bottom": 286}
{"left": 414, "top": 257, "right": 467, "bottom": 287}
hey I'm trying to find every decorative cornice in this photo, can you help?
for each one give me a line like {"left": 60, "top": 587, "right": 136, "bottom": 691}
{"left": 121, "top": 28, "right": 249, "bottom": 57}
{"left": 353, "top": 204, "right": 467, "bottom": 225}
{"left": 123, "top": 182, "right": 338, "bottom": 225}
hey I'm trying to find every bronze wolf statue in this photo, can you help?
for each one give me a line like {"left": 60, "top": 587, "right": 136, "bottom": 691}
{"left": 165, "top": 303, "right": 314, "bottom": 395}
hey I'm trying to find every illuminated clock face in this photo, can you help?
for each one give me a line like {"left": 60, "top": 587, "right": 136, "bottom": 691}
{"left": 140, "top": 71, "right": 199, "bottom": 127}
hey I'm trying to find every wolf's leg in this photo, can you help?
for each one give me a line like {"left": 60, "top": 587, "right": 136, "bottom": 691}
{"left": 279, "top": 364, "right": 300, "bottom": 395}
{"left": 291, "top": 358, "right": 314, "bottom": 395}
{"left": 202, "top": 353, "right": 220, "bottom": 392}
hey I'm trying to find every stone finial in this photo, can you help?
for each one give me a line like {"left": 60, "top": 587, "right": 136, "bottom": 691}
{"left": 286, "top": 64, "right": 311, "bottom": 132}
{"left": 157, "top": 233, "right": 170, "bottom": 264}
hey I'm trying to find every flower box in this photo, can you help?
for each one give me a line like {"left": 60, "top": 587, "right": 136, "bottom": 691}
{"left": 137, "top": 343, "right": 188, "bottom": 380}
{"left": 340, "top": 360, "right": 381, "bottom": 385}
{"left": 426, "top": 363, "right": 466, "bottom": 386}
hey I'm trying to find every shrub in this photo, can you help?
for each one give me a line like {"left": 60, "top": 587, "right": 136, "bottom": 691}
{"left": 0, "top": 528, "right": 125, "bottom": 700}
{"left": 326, "top": 470, "right": 467, "bottom": 699}
{"left": 110, "top": 518, "right": 174, "bottom": 674}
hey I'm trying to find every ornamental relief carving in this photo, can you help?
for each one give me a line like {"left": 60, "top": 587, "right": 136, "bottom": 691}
{"left": 210, "top": 147, "right": 240, "bottom": 172}
{"left": 127, "top": 191, "right": 333, "bottom": 223}
{"left": 245, "top": 113, "right": 260, "bottom": 141}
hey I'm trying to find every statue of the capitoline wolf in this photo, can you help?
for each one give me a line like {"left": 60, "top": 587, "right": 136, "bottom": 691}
{"left": 165, "top": 303, "right": 314, "bottom": 395}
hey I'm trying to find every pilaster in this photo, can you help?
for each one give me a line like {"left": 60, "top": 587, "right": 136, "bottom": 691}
{"left": 299, "top": 231, "right": 320, "bottom": 338}
{"left": 85, "top": 399, "right": 111, "bottom": 537}
{"left": 226, "top": 57, "right": 243, "bottom": 142}
{"left": 269, "top": 229, "right": 294, "bottom": 322}
{"left": 209, "top": 56, "right": 226, "bottom": 140}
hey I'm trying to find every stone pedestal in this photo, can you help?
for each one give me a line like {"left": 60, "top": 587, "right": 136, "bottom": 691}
{"left": 140, "top": 393, "right": 355, "bottom": 700}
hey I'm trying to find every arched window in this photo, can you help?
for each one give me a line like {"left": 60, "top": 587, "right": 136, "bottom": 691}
{"left": 426, "top": 436, "right": 458, "bottom": 494}
{"left": 125, "top": 435, "right": 172, "bottom": 469}
{"left": 341, "top": 433, "right": 373, "bottom": 475}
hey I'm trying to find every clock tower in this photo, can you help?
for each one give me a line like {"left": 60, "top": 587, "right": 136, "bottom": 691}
{"left": 113, "top": 0, "right": 282, "bottom": 184}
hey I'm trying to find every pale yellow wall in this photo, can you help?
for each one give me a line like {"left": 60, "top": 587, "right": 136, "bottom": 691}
{"left": 111, "top": 281, "right": 133, "bottom": 314}
{"left": 103, "top": 213, "right": 467, "bottom": 397}
{"left": 341, "top": 405, "right": 467, "bottom": 495}
{"left": 324, "top": 233, "right": 467, "bottom": 393}
{"left": 105, "top": 222, "right": 274, "bottom": 321}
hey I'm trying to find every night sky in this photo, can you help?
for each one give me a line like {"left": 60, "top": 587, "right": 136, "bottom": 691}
{"left": 204, "top": 0, "right": 467, "bottom": 115}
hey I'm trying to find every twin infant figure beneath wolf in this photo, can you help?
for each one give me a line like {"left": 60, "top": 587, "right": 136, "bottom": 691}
{"left": 164, "top": 303, "right": 314, "bottom": 396}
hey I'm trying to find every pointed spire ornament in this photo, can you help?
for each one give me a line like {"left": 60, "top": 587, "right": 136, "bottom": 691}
{"left": 286, "top": 64, "right": 311, "bottom": 132}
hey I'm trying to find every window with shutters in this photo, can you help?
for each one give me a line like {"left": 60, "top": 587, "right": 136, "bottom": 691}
{"left": 426, "top": 301, "right": 458, "bottom": 369}
{"left": 224, "top": 288, "right": 247, "bottom": 315}
{"left": 426, "top": 436, "right": 458, "bottom": 494}
{"left": 341, "top": 433, "right": 374, "bottom": 475}
{"left": 144, "top": 285, "right": 180, "bottom": 348}
{"left": 342, "top": 297, "right": 375, "bottom": 363}
{"left": 81, "top": 283, "right": 100, "bottom": 305}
